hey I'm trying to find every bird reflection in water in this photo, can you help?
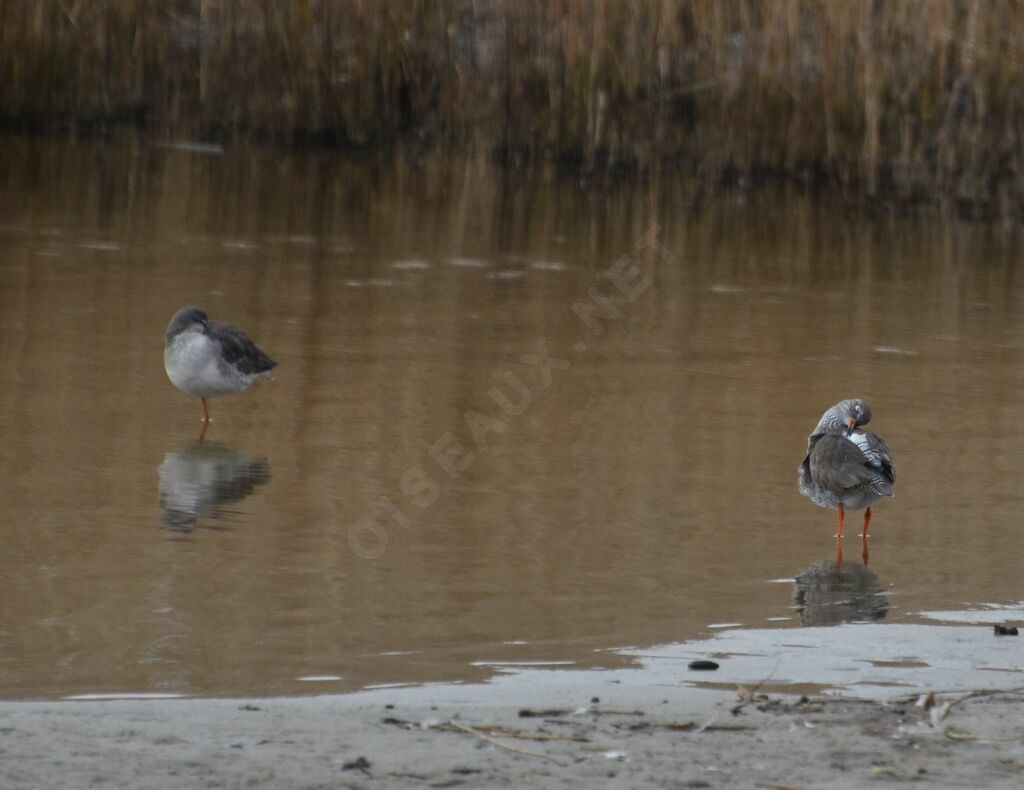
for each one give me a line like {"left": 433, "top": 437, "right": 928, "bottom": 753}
{"left": 158, "top": 442, "right": 271, "bottom": 533}
{"left": 792, "top": 560, "right": 889, "bottom": 627}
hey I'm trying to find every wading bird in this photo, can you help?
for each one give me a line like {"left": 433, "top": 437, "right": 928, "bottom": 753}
{"left": 164, "top": 306, "right": 276, "bottom": 429}
{"left": 798, "top": 399, "right": 895, "bottom": 563}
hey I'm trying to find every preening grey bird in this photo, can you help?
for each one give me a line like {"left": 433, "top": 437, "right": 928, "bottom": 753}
{"left": 798, "top": 399, "right": 896, "bottom": 544}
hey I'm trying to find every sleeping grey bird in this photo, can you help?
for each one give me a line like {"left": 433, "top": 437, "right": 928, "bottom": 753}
{"left": 164, "top": 306, "right": 276, "bottom": 423}
{"left": 798, "top": 399, "right": 896, "bottom": 542}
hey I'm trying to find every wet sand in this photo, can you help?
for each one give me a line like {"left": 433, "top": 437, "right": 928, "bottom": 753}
{"left": 6, "top": 618, "right": 1024, "bottom": 788}
{"left": 3, "top": 682, "right": 1024, "bottom": 789}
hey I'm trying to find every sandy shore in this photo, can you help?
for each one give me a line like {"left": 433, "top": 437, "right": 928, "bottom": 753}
{"left": 5, "top": 618, "right": 1024, "bottom": 788}
{"left": 3, "top": 681, "right": 1024, "bottom": 789}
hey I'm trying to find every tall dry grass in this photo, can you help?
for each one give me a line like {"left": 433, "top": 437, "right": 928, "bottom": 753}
{"left": 2, "top": 1, "right": 1024, "bottom": 209}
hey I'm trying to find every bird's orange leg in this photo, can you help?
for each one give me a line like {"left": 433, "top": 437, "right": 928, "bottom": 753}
{"left": 201, "top": 397, "right": 211, "bottom": 423}
{"left": 198, "top": 419, "right": 210, "bottom": 444}
{"left": 834, "top": 503, "right": 845, "bottom": 567}
{"left": 861, "top": 507, "right": 872, "bottom": 564}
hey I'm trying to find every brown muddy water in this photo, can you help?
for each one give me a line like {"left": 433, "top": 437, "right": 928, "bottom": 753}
{"left": 1, "top": 134, "right": 1023, "bottom": 700}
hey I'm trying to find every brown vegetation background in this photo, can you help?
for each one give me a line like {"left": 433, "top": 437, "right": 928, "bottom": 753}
{"left": 2, "top": 1, "right": 1023, "bottom": 209}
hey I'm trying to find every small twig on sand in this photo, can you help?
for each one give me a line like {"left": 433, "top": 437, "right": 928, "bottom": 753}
{"left": 518, "top": 708, "right": 571, "bottom": 718}
{"left": 944, "top": 724, "right": 1022, "bottom": 743}
{"left": 623, "top": 719, "right": 755, "bottom": 734}
{"left": 695, "top": 718, "right": 757, "bottom": 733}
{"left": 894, "top": 686, "right": 1024, "bottom": 706}
{"left": 933, "top": 686, "right": 1024, "bottom": 727}
{"left": 448, "top": 724, "right": 582, "bottom": 742}
{"left": 588, "top": 708, "right": 646, "bottom": 716}
{"left": 446, "top": 720, "right": 568, "bottom": 766}
{"left": 520, "top": 706, "right": 643, "bottom": 718}
{"left": 732, "top": 659, "right": 781, "bottom": 715}
{"left": 906, "top": 686, "right": 1024, "bottom": 727}
{"left": 946, "top": 686, "right": 1024, "bottom": 711}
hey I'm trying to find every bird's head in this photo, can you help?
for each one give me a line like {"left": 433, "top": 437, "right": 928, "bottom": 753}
{"left": 812, "top": 398, "right": 872, "bottom": 437}
{"left": 165, "top": 306, "right": 209, "bottom": 342}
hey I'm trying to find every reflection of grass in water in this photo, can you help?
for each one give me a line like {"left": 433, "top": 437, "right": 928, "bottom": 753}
{"left": 3, "top": 2, "right": 1024, "bottom": 210}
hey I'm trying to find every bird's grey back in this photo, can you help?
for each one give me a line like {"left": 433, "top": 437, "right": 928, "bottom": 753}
{"left": 208, "top": 321, "right": 277, "bottom": 375}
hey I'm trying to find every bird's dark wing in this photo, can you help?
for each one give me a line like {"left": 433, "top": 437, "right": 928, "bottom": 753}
{"left": 797, "top": 434, "right": 822, "bottom": 493}
{"left": 809, "top": 434, "right": 875, "bottom": 492}
{"left": 849, "top": 430, "right": 896, "bottom": 485}
{"left": 863, "top": 432, "right": 895, "bottom": 496}
{"left": 209, "top": 322, "right": 277, "bottom": 375}
{"left": 811, "top": 432, "right": 895, "bottom": 499}
{"left": 869, "top": 432, "right": 895, "bottom": 484}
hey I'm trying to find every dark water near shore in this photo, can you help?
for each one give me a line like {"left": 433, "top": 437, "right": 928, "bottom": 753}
{"left": 1, "top": 133, "right": 1023, "bottom": 700}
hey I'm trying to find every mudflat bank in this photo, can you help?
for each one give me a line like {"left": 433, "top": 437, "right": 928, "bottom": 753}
{"left": 3, "top": 682, "right": 1023, "bottom": 789}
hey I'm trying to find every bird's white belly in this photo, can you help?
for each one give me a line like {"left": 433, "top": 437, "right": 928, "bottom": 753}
{"left": 165, "top": 332, "right": 248, "bottom": 398}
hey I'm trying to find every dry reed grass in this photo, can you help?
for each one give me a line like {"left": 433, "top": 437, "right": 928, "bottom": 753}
{"left": 2, "top": 1, "right": 1023, "bottom": 210}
